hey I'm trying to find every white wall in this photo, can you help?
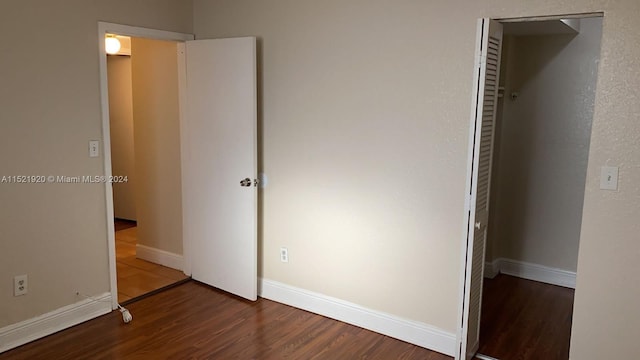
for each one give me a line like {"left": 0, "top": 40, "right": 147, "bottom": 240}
{"left": 193, "top": 1, "right": 640, "bottom": 358}
{"left": 107, "top": 55, "right": 137, "bottom": 221}
{"left": 487, "top": 18, "right": 603, "bottom": 272}
{"left": 0, "top": 0, "right": 192, "bottom": 328}
{"left": 131, "top": 38, "right": 183, "bottom": 255}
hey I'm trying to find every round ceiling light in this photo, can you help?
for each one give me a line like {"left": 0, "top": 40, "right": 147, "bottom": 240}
{"left": 105, "top": 36, "right": 121, "bottom": 55}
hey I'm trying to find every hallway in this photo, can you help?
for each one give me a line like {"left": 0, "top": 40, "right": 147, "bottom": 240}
{"left": 115, "top": 220, "right": 188, "bottom": 302}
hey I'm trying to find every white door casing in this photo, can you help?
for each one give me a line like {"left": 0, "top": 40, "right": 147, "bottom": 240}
{"left": 98, "top": 22, "right": 194, "bottom": 310}
{"left": 458, "top": 19, "right": 503, "bottom": 360}
{"left": 182, "top": 37, "right": 258, "bottom": 301}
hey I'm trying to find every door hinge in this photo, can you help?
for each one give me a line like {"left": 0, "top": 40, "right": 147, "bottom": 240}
{"left": 465, "top": 193, "right": 472, "bottom": 212}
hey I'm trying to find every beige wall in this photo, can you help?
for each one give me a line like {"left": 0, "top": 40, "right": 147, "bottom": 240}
{"left": 487, "top": 17, "right": 603, "bottom": 272}
{"left": 569, "top": 3, "right": 640, "bottom": 358}
{"left": 130, "top": 38, "right": 183, "bottom": 255}
{"left": 194, "top": 1, "right": 640, "bottom": 358}
{"left": 195, "top": 0, "right": 473, "bottom": 333}
{"left": 107, "top": 55, "right": 137, "bottom": 221}
{"left": 0, "top": 0, "right": 192, "bottom": 328}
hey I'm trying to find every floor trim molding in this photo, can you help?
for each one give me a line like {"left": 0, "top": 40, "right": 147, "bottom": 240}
{"left": 483, "top": 259, "right": 500, "bottom": 279}
{"left": 476, "top": 354, "right": 501, "bottom": 360}
{"left": 484, "top": 258, "right": 576, "bottom": 289}
{"left": 0, "top": 292, "right": 112, "bottom": 353}
{"left": 258, "top": 278, "right": 456, "bottom": 357}
{"left": 136, "top": 244, "right": 183, "bottom": 271}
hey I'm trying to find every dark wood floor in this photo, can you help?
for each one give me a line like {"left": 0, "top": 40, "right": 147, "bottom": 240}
{"left": 0, "top": 273, "right": 573, "bottom": 360}
{"left": 476, "top": 274, "right": 574, "bottom": 360}
{"left": 0, "top": 281, "right": 450, "bottom": 360}
{"left": 114, "top": 219, "right": 137, "bottom": 232}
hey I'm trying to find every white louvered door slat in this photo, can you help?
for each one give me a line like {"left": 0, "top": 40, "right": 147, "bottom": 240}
{"left": 459, "top": 19, "right": 503, "bottom": 360}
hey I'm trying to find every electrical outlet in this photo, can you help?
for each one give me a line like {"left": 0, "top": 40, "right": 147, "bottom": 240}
{"left": 14, "top": 275, "right": 28, "bottom": 296}
{"left": 280, "top": 247, "right": 289, "bottom": 263}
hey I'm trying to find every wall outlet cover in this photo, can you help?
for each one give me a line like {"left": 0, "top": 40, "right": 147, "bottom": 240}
{"left": 14, "top": 274, "right": 28, "bottom": 296}
{"left": 280, "top": 247, "right": 288, "bottom": 263}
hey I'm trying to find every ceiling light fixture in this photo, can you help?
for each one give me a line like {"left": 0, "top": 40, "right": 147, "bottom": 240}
{"left": 105, "top": 35, "right": 121, "bottom": 55}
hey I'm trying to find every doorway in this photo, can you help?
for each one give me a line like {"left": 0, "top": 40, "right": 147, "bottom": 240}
{"left": 98, "top": 22, "right": 193, "bottom": 309}
{"left": 459, "top": 14, "right": 603, "bottom": 360}
{"left": 99, "top": 23, "right": 259, "bottom": 309}
{"left": 106, "top": 35, "right": 190, "bottom": 303}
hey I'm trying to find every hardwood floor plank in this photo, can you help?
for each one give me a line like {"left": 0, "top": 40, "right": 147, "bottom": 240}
{"left": 114, "top": 219, "right": 137, "bottom": 232}
{"left": 0, "top": 281, "right": 451, "bottom": 360}
{"left": 3, "top": 251, "right": 571, "bottom": 359}
{"left": 114, "top": 224, "right": 188, "bottom": 302}
{"left": 477, "top": 274, "right": 574, "bottom": 360}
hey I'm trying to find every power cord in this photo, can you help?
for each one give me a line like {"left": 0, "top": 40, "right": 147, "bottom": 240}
{"left": 76, "top": 292, "right": 132, "bottom": 324}
{"left": 118, "top": 304, "right": 133, "bottom": 324}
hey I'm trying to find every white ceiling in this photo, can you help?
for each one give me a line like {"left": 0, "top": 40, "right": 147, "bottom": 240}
{"left": 502, "top": 19, "right": 581, "bottom": 35}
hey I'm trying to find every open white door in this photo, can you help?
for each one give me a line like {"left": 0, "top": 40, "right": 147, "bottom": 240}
{"left": 458, "top": 19, "right": 503, "bottom": 359}
{"left": 182, "top": 37, "right": 258, "bottom": 301}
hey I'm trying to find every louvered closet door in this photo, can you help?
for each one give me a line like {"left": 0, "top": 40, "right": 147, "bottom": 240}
{"left": 459, "top": 19, "right": 503, "bottom": 360}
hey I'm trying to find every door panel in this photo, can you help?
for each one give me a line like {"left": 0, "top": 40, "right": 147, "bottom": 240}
{"left": 460, "top": 19, "right": 503, "bottom": 360}
{"left": 183, "top": 37, "right": 258, "bottom": 301}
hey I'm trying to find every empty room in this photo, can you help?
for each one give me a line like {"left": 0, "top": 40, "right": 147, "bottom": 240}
{"left": 1, "top": 1, "right": 639, "bottom": 359}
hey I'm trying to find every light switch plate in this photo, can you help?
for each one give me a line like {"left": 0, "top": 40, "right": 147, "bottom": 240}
{"left": 89, "top": 140, "right": 100, "bottom": 158}
{"left": 600, "top": 166, "right": 619, "bottom": 191}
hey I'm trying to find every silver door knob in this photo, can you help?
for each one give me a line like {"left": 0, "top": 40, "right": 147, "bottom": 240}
{"left": 240, "top": 178, "right": 251, "bottom": 187}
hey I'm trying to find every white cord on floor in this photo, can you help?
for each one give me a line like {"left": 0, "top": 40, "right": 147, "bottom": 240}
{"left": 76, "top": 292, "right": 132, "bottom": 324}
{"left": 476, "top": 354, "right": 500, "bottom": 360}
{"left": 118, "top": 305, "right": 133, "bottom": 323}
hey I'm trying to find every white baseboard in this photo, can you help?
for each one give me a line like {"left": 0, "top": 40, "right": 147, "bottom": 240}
{"left": 476, "top": 354, "right": 500, "bottom": 360}
{"left": 487, "top": 258, "right": 576, "bottom": 289}
{"left": 0, "top": 292, "right": 112, "bottom": 353}
{"left": 499, "top": 258, "right": 576, "bottom": 289}
{"left": 136, "top": 244, "right": 183, "bottom": 271}
{"left": 484, "top": 259, "right": 500, "bottom": 279}
{"left": 258, "top": 279, "right": 456, "bottom": 357}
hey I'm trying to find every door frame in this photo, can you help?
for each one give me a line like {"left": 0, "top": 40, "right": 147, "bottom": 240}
{"left": 456, "top": 12, "right": 604, "bottom": 360}
{"left": 97, "top": 22, "right": 194, "bottom": 309}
